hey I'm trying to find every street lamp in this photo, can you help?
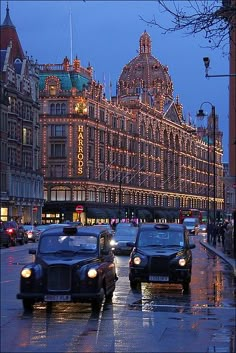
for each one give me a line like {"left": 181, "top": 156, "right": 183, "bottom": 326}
{"left": 203, "top": 57, "right": 236, "bottom": 78}
{"left": 197, "top": 102, "right": 216, "bottom": 232}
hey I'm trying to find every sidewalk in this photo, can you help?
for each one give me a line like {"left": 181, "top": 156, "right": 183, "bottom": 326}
{"left": 199, "top": 238, "right": 236, "bottom": 276}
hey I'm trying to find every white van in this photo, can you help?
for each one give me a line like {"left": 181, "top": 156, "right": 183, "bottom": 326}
{"left": 182, "top": 217, "right": 200, "bottom": 235}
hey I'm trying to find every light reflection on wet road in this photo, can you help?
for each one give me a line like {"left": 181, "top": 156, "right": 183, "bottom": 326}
{"left": 0, "top": 235, "right": 235, "bottom": 353}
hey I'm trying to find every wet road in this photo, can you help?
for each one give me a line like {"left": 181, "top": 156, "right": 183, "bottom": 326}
{"left": 1, "top": 235, "right": 235, "bottom": 353}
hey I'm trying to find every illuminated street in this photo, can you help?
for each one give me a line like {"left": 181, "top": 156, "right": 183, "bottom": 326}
{"left": 1, "top": 235, "right": 235, "bottom": 353}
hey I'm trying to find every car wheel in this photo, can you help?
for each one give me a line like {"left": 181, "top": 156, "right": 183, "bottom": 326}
{"left": 182, "top": 281, "right": 190, "bottom": 292}
{"left": 130, "top": 280, "right": 141, "bottom": 290}
{"left": 91, "top": 288, "right": 105, "bottom": 310}
{"left": 20, "top": 238, "right": 25, "bottom": 245}
{"left": 23, "top": 299, "right": 35, "bottom": 312}
{"left": 5, "top": 237, "right": 11, "bottom": 248}
{"left": 11, "top": 238, "right": 17, "bottom": 246}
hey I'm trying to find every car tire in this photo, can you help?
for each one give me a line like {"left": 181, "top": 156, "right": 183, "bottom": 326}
{"left": 182, "top": 281, "right": 190, "bottom": 292}
{"left": 91, "top": 288, "right": 105, "bottom": 310}
{"left": 11, "top": 238, "right": 17, "bottom": 246}
{"left": 5, "top": 237, "right": 11, "bottom": 248}
{"left": 130, "top": 280, "right": 141, "bottom": 290}
{"left": 20, "top": 238, "right": 25, "bottom": 245}
{"left": 23, "top": 299, "right": 35, "bottom": 312}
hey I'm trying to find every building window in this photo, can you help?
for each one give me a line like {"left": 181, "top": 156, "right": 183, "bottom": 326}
{"left": 74, "top": 188, "right": 86, "bottom": 201}
{"left": 98, "top": 189, "right": 105, "bottom": 202}
{"left": 100, "top": 109, "right": 105, "bottom": 122}
{"left": 89, "top": 104, "right": 95, "bottom": 119}
{"left": 50, "top": 143, "right": 66, "bottom": 157}
{"left": 51, "top": 187, "right": 71, "bottom": 201}
{"left": 99, "top": 130, "right": 105, "bottom": 143}
{"left": 89, "top": 127, "right": 95, "bottom": 140}
{"left": 50, "top": 125, "right": 66, "bottom": 137}
{"left": 50, "top": 165, "right": 66, "bottom": 177}
{"left": 88, "top": 189, "right": 96, "bottom": 201}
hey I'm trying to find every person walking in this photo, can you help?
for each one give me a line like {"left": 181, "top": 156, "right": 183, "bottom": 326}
{"left": 224, "top": 222, "right": 233, "bottom": 255}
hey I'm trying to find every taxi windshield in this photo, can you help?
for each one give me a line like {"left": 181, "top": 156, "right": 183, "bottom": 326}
{"left": 39, "top": 235, "right": 97, "bottom": 254}
{"left": 138, "top": 230, "right": 184, "bottom": 247}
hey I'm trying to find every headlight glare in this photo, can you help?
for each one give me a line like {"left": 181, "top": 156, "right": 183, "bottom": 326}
{"left": 110, "top": 239, "right": 117, "bottom": 246}
{"left": 133, "top": 256, "right": 142, "bottom": 265}
{"left": 179, "top": 258, "right": 186, "bottom": 266}
{"left": 88, "top": 268, "right": 97, "bottom": 278}
{"left": 21, "top": 268, "right": 32, "bottom": 278}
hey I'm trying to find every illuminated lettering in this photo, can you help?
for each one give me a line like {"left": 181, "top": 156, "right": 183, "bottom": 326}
{"left": 77, "top": 125, "right": 84, "bottom": 175}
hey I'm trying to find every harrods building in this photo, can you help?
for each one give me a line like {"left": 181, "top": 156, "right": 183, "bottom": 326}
{"left": 39, "top": 31, "right": 224, "bottom": 224}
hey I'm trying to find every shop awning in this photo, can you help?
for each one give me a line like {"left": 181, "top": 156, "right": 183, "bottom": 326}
{"left": 154, "top": 210, "right": 166, "bottom": 219}
{"left": 137, "top": 209, "right": 152, "bottom": 219}
{"left": 86, "top": 208, "right": 108, "bottom": 219}
{"left": 106, "top": 208, "right": 125, "bottom": 219}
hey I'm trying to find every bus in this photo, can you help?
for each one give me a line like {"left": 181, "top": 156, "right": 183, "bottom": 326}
{"left": 179, "top": 209, "right": 208, "bottom": 224}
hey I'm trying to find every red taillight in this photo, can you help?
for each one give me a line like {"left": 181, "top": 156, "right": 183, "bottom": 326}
{"left": 7, "top": 228, "right": 14, "bottom": 234}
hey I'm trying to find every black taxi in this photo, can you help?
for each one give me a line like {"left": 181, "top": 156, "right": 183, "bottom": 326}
{"left": 128, "top": 223, "right": 196, "bottom": 291}
{"left": 17, "top": 225, "right": 118, "bottom": 311}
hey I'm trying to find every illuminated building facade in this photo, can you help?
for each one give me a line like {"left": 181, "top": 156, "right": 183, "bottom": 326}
{"left": 0, "top": 6, "right": 44, "bottom": 223}
{"left": 39, "top": 31, "right": 224, "bottom": 224}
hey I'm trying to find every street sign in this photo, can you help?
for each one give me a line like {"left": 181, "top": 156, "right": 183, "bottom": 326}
{"left": 75, "top": 205, "right": 84, "bottom": 214}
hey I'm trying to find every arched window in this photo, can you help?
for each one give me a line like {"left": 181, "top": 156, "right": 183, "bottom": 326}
{"left": 88, "top": 188, "right": 96, "bottom": 202}
{"left": 61, "top": 103, "right": 66, "bottom": 115}
{"left": 74, "top": 187, "right": 86, "bottom": 201}
{"left": 50, "top": 186, "right": 71, "bottom": 201}
{"left": 50, "top": 103, "right": 55, "bottom": 115}
{"left": 56, "top": 103, "right": 61, "bottom": 115}
{"left": 98, "top": 189, "right": 106, "bottom": 202}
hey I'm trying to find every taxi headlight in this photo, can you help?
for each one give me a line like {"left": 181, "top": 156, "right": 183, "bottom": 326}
{"left": 21, "top": 268, "right": 32, "bottom": 278}
{"left": 88, "top": 268, "right": 97, "bottom": 278}
{"left": 110, "top": 239, "right": 117, "bottom": 246}
{"left": 179, "top": 258, "right": 186, "bottom": 266}
{"left": 133, "top": 256, "right": 142, "bottom": 265}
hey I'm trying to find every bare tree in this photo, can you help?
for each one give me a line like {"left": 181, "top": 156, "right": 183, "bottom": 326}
{"left": 141, "top": 0, "right": 236, "bottom": 50}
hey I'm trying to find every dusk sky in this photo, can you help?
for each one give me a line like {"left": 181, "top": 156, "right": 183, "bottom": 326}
{"left": 1, "top": 0, "right": 230, "bottom": 161}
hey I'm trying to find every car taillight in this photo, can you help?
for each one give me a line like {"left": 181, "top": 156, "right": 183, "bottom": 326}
{"left": 7, "top": 228, "right": 14, "bottom": 234}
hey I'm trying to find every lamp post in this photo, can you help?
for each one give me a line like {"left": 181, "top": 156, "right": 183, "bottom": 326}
{"left": 197, "top": 102, "right": 216, "bottom": 232}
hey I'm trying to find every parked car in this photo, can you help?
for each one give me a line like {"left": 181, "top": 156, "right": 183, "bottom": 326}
{"left": 0, "top": 221, "right": 27, "bottom": 246}
{"left": 17, "top": 225, "right": 118, "bottom": 312}
{"left": 23, "top": 225, "right": 39, "bottom": 242}
{"left": 128, "top": 223, "right": 196, "bottom": 292}
{"left": 93, "top": 224, "right": 114, "bottom": 236}
{"left": 111, "top": 227, "right": 138, "bottom": 255}
{"left": 35, "top": 224, "right": 51, "bottom": 238}
{"left": 182, "top": 217, "right": 200, "bottom": 235}
{"left": 198, "top": 224, "right": 207, "bottom": 236}
{"left": 0, "top": 221, "right": 11, "bottom": 247}
{"left": 115, "top": 222, "right": 137, "bottom": 231}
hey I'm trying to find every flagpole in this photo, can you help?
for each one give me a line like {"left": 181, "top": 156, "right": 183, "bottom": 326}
{"left": 70, "top": 8, "right": 73, "bottom": 64}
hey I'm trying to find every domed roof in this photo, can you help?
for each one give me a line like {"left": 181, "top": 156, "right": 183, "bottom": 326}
{"left": 118, "top": 31, "right": 174, "bottom": 110}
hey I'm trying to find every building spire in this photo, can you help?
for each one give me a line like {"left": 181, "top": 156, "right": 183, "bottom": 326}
{"left": 2, "top": 2, "right": 15, "bottom": 27}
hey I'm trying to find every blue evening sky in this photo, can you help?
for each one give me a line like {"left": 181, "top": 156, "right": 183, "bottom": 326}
{"left": 1, "top": 1, "right": 230, "bottom": 162}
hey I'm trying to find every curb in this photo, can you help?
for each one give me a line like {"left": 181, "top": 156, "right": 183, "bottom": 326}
{"left": 199, "top": 240, "right": 236, "bottom": 276}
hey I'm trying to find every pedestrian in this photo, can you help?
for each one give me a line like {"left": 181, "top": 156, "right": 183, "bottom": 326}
{"left": 224, "top": 222, "right": 233, "bottom": 255}
{"left": 207, "top": 221, "right": 213, "bottom": 243}
{"left": 211, "top": 223, "right": 217, "bottom": 246}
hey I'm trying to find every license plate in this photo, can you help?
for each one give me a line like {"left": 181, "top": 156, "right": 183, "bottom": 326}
{"left": 149, "top": 275, "right": 169, "bottom": 282}
{"left": 44, "top": 294, "right": 71, "bottom": 302}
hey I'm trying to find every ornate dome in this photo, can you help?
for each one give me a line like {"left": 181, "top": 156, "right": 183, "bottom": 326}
{"left": 118, "top": 31, "right": 174, "bottom": 111}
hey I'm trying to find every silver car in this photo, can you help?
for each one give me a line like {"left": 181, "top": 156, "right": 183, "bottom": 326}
{"left": 111, "top": 227, "right": 138, "bottom": 255}
{"left": 23, "top": 225, "right": 39, "bottom": 242}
